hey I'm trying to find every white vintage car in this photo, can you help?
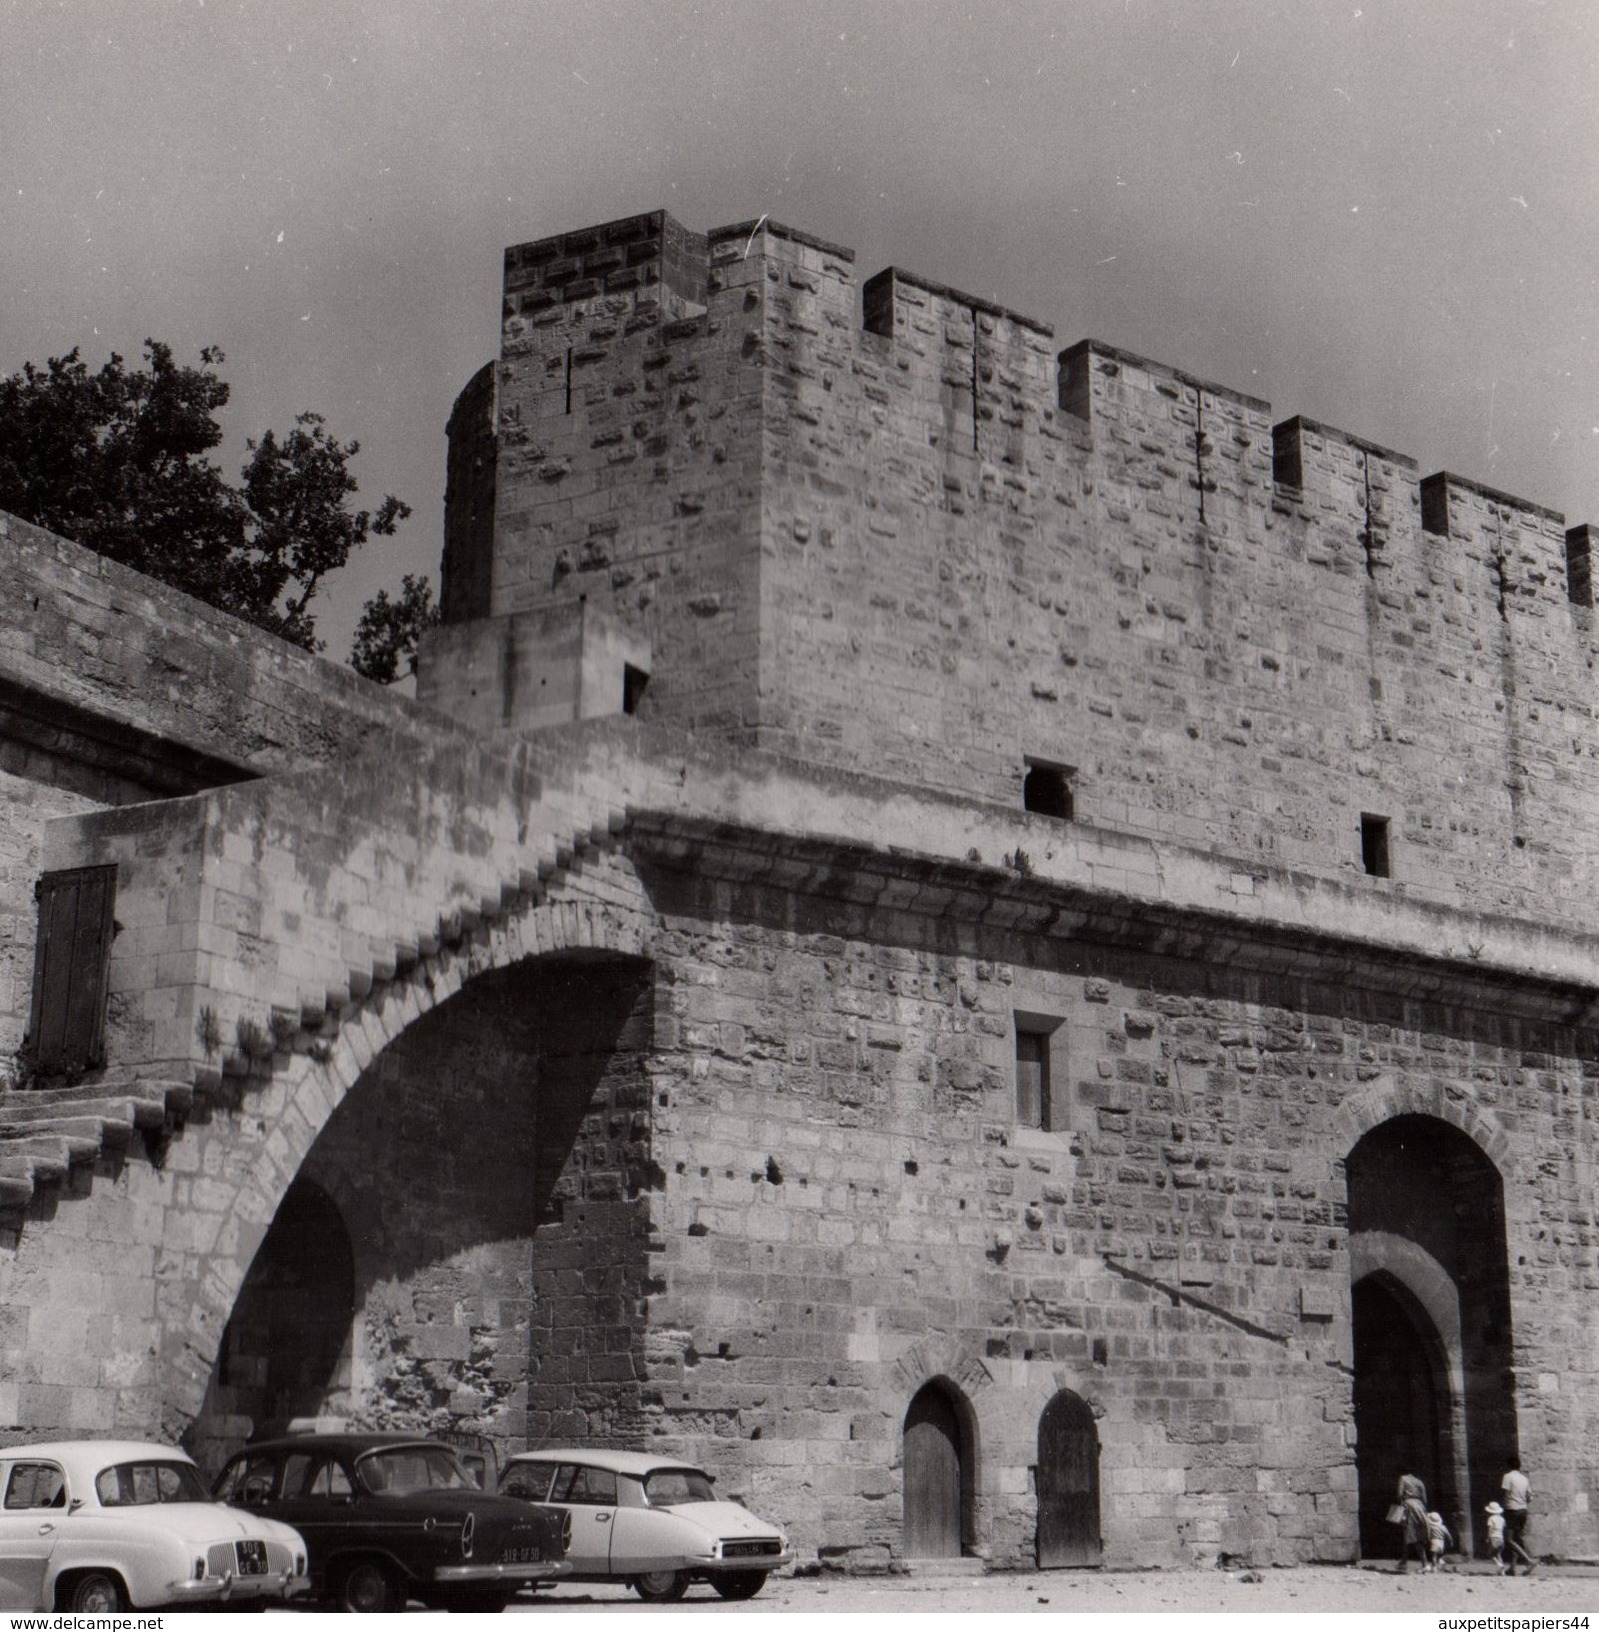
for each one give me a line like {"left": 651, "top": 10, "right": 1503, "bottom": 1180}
{"left": 0, "top": 1440, "right": 309, "bottom": 1611}
{"left": 499, "top": 1448, "right": 793, "bottom": 1601}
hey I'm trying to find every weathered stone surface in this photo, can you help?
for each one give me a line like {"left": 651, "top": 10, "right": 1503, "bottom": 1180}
{"left": 3, "top": 210, "right": 1599, "bottom": 1574}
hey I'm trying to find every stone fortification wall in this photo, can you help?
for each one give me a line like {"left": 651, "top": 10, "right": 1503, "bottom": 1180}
{"left": 754, "top": 234, "right": 1599, "bottom": 930}
{"left": 0, "top": 510, "right": 454, "bottom": 1075}
{"left": 0, "top": 510, "right": 445, "bottom": 779}
{"left": 455, "top": 212, "right": 1599, "bottom": 932}
{"left": 629, "top": 843, "right": 1599, "bottom": 1567}
{"left": 9, "top": 711, "right": 1599, "bottom": 1566}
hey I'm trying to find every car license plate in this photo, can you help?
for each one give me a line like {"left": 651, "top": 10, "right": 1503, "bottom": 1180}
{"left": 235, "top": 1540, "right": 269, "bottom": 1576}
{"left": 500, "top": 1546, "right": 543, "bottom": 1564}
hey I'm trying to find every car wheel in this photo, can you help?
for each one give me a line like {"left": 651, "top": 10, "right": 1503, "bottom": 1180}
{"left": 66, "top": 1571, "right": 127, "bottom": 1613}
{"left": 338, "top": 1560, "right": 402, "bottom": 1613}
{"left": 712, "top": 1571, "right": 767, "bottom": 1601}
{"left": 633, "top": 1569, "right": 688, "bottom": 1602}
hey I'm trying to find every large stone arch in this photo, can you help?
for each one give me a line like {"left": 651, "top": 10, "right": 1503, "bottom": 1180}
{"left": 166, "top": 853, "right": 660, "bottom": 1437}
{"left": 1332, "top": 1077, "right": 1515, "bottom": 1183}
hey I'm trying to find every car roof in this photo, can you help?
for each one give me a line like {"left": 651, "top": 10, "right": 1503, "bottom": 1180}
{"left": 0, "top": 1441, "right": 196, "bottom": 1471}
{"left": 505, "top": 1448, "right": 708, "bottom": 1479}
{"left": 237, "top": 1432, "right": 444, "bottom": 1459}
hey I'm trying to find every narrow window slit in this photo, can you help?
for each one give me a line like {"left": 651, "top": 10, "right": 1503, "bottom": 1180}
{"left": 970, "top": 307, "right": 980, "bottom": 453}
{"left": 1361, "top": 454, "right": 1377, "bottom": 579}
{"left": 1193, "top": 390, "right": 1207, "bottom": 527}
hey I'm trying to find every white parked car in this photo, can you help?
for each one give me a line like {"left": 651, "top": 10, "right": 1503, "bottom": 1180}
{"left": 499, "top": 1448, "right": 793, "bottom": 1601}
{"left": 0, "top": 1440, "right": 309, "bottom": 1612}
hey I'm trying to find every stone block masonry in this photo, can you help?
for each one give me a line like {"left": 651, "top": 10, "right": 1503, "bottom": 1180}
{"left": 448, "top": 211, "right": 1599, "bottom": 937}
{"left": 619, "top": 813, "right": 1599, "bottom": 1568}
{"left": 7, "top": 207, "right": 1599, "bottom": 1577}
{"left": 0, "top": 510, "right": 458, "bottom": 1075}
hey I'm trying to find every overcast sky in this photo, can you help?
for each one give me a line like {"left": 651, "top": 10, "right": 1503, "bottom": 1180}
{"left": 4, "top": 0, "right": 1596, "bottom": 661}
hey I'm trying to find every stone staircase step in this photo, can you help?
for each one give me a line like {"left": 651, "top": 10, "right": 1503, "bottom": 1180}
{"left": 4, "top": 1137, "right": 76, "bottom": 1182}
{"left": 0, "top": 1081, "right": 187, "bottom": 1124}
{"left": 0, "top": 1078, "right": 197, "bottom": 1213}
{"left": 0, "top": 1120, "right": 108, "bottom": 1160}
{"left": 0, "top": 1096, "right": 148, "bottom": 1132}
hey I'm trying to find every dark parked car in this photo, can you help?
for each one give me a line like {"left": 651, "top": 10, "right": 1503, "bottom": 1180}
{"left": 214, "top": 1432, "right": 569, "bottom": 1612}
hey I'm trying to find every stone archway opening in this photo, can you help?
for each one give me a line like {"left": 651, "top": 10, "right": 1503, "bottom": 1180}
{"left": 903, "top": 1380, "right": 976, "bottom": 1559}
{"left": 1347, "top": 1114, "right": 1517, "bottom": 1559}
{"left": 186, "top": 949, "right": 658, "bottom": 1473}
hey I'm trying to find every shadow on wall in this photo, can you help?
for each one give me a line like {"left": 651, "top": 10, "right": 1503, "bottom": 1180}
{"left": 184, "top": 951, "right": 657, "bottom": 1471}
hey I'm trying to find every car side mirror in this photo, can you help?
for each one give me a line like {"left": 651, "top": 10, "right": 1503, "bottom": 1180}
{"left": 69, "top": 1498, "right": 84, "bottom": 1514}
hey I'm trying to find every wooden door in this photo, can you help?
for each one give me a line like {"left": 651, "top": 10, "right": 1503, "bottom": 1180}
{"left": 1036, "top": 1391, "right": 1100, "bottom": 1568}
{"left": 903, "top": 1384, "right": 962, "bottom": 1558}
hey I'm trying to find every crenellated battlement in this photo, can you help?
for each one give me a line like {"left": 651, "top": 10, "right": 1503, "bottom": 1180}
{"left": 474, "top": 209, "right": 1594, "bottom": 556}
{"left": 426, "top": 209, "right": 1599, "bottom": 933}
{"left": 503, "top": 210, "right": 709, "bottom": 319}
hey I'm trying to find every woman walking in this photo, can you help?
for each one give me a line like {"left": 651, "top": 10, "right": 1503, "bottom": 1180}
{"left": 1397, "top": 1472, "right": 1431, "bottom": 1572}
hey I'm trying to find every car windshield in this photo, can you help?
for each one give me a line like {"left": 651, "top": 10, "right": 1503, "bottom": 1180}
{"left": 642, "top": 1468, "right": 717, "bottom": 1506}
{"left": 356, "top": 1446, "right": 474, "bottom": 1495}
{"left": 97, "top": 1461, "right": 213, "bottom": 1506}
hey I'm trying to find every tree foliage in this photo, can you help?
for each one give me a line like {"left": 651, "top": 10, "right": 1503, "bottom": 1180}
{"left": 0, "top": 340, "right": 435, "bottom": 680}
{"left": 350, "top": 574, "right": 439, "bottom": 685}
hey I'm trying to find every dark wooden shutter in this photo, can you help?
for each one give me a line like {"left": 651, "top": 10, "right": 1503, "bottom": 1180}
{"left": 26, "top": 865, "right": 117, "bottom": 1077}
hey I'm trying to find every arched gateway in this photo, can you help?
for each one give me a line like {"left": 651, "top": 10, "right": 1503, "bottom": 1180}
{"left": 1346, "top": 1115, "right": 1517, "bottom": 1559}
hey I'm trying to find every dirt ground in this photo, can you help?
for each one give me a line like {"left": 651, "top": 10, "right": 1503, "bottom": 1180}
{"left": 511, "top": 1561, "right": 1599, "bottom": 1615}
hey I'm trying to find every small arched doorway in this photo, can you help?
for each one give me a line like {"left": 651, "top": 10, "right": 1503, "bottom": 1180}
{"left": 1036, "top": 1390, "right": 1100, "bottom": 1567}
{"left": 903, "top": 1381, "right": 972, "bottom": 1558}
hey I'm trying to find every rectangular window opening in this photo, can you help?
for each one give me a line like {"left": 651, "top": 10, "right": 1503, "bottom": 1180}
{"left": 1024, "top": 758, "right": 1074, "bottom": 821}
{"left": 622, "top": 663, "right": 650, "bottom": 716}
{"left": 1360, "top": 813, "right": 1390, "bottom": 879}
{"left": 1018, "top": 1024, "right": 1057, "bottom": 1129}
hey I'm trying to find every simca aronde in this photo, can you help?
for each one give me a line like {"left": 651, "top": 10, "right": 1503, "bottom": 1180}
{"left": 0, "top": 1440, "right": 308, "bottom": 1612}
{"left": 500, "top": 1448, "right": 792, "bottom": 1601}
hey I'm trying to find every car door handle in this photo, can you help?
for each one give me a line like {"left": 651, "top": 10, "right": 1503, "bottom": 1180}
{"left": 36, "top": 1523, "right": 55, "bottom": 1535}
{"left": 596, "top": 1514, "right": 611, "bottom": 1524}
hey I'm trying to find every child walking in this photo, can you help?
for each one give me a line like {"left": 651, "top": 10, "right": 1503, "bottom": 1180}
{"left": 1426, "top": 1510, "right": 1453, "bottom": 1572}
{"left": 1486, "top": 1502, "right": 1507, "bottom": 1574}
